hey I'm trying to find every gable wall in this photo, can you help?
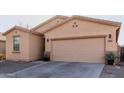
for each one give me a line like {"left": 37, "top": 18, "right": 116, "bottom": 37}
{"left": 6, "top": 29, "right": 30, "bottom": 61}
{"left": 34, "top": 18, "right": 66, "bottom": 34}
{"left": 45, "top": 19, "right": 119, "bottom": 53}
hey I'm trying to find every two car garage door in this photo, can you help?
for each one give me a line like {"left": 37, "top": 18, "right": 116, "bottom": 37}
{"left": 51, "top": 38, "right": 105, "bottom": 63}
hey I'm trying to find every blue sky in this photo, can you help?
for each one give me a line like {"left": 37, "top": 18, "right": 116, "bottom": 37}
{"left": 0, "top": 15, "right": 123, "bottom": 45}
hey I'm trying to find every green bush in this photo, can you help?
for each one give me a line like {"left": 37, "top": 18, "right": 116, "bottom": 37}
{"left": 105, "top": 52, "right": 116, "bottom": 61}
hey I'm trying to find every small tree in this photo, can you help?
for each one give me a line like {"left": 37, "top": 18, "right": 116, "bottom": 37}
{"left": 105, "top": 52, "right": 116, "bottom": 65}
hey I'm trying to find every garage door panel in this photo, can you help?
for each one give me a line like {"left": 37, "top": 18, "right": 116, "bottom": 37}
{"left": 51, "top": 38, "right": 105, "bottom": 63}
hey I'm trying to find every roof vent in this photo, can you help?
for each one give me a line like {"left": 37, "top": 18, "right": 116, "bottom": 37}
{"left": 72, "top": 22, "right": 78, "bottom": 28}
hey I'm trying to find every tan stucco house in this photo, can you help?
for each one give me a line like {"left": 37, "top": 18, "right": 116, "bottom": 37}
{"left": 3, "top": 15, "right": 121, "bottom": 63}
{"left": 0, "top": 32, "right": 6, "bottom": 54}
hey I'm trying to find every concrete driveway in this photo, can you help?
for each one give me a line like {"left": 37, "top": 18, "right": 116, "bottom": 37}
{"left": 0, "top": 60, "right": 40, "bottom": 74}
{"left": 3, "top": 61, "right": 104, "bottom": 78}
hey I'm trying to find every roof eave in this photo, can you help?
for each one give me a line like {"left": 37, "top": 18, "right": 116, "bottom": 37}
{"left": 3, "top": 25, "right": 30, "bottom": 36}
{"left": 31, "top": 15, "right": 69, "bottom": 31}
{"left": 72, "top": 15, "right": 121, "bottom": 27}
{"left": 44, "top": 15, "right": 121, "bottom": 34}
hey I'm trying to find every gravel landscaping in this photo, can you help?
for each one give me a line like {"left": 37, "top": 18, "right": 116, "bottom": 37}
{"left": 100, "top": 62, "right": 124, "bottom": 78}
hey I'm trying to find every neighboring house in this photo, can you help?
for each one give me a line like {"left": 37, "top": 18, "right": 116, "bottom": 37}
{"left": 120, "top": 44, "right": 124, "bottom": 62}
{"left": 3, "top": 15, "right": 121, "bottom": 63}
{"left": 0, "top": 32, "right": 6, "bottom": 54}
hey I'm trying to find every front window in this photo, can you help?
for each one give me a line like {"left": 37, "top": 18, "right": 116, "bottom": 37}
{"left": 13, "top": 36, "right": 20, "bottom": 52}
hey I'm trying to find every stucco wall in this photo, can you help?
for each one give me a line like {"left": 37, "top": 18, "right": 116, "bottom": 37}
{"left": 6, "top": 30, "right": 30, "bottom": 61}
{"left": 29, "top": 33, "right": 44, "bottom": 61}
{"left": 34, "top": 18, "right": 66, "bottom": 34}
{"left": 45, "top": 19, "right": 119, "bottom": 54}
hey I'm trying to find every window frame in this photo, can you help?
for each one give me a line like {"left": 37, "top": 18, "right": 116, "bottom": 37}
{"left": 13, "top": 35, "right": 20, "bottom": 52}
